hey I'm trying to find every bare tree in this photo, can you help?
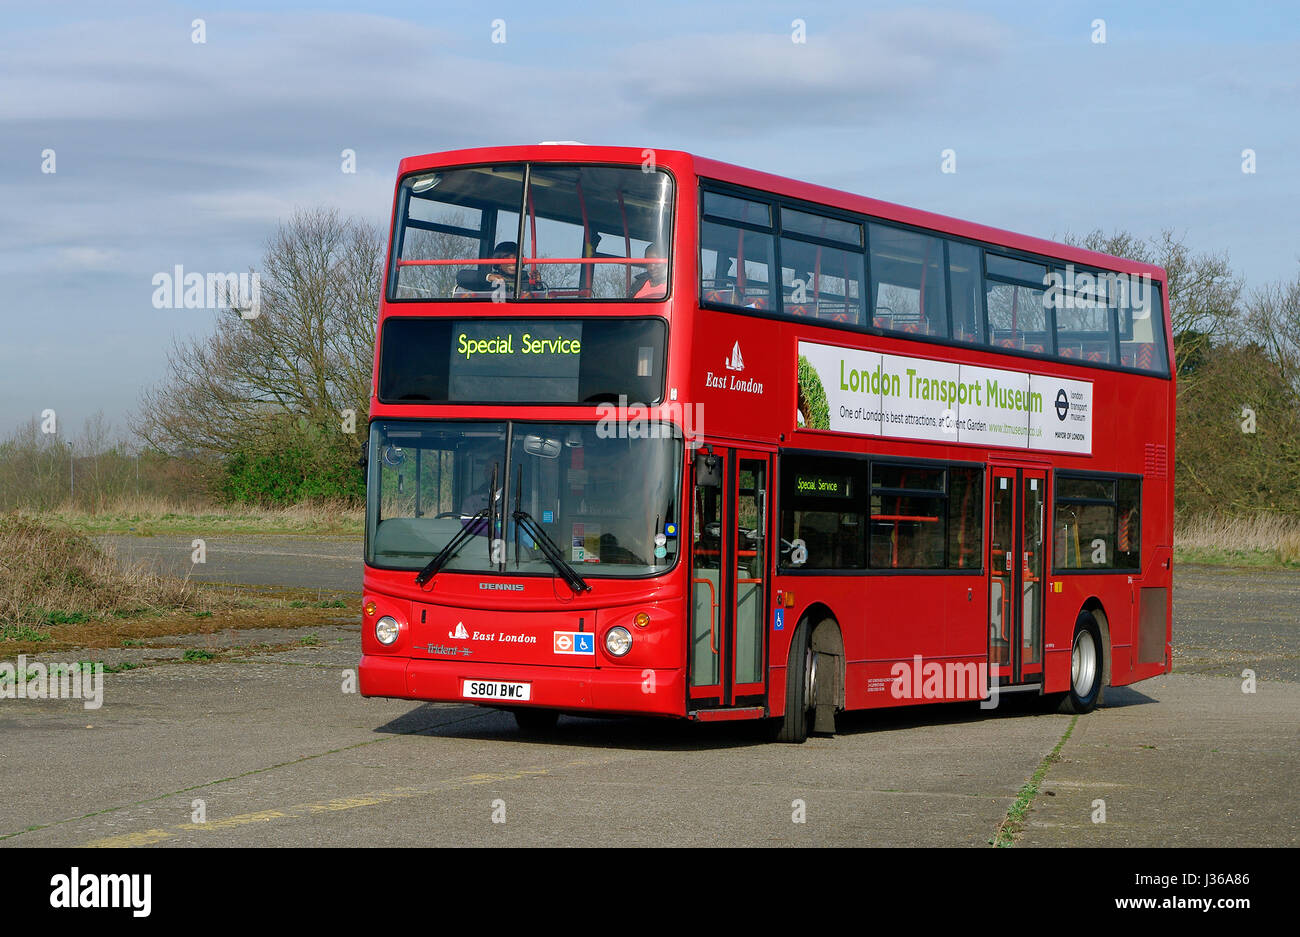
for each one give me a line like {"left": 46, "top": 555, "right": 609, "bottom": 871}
{"left": 1062, "top": 228, "right": 1243, "bottom": 389}
{"left": 134, "top": 208, "right": 383, "bottom": 458}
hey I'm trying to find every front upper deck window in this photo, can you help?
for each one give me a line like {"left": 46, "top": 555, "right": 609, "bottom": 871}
{"left": 390, "top": 163, "right": 673, "bottom": 302}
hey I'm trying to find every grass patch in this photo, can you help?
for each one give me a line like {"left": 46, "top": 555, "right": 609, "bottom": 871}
{"left": 991, "top": 714, "right": 1078, "bottom": 848}
{"left": 182, "top": 649, "right": 215, "bottom": 662}
{"left": 1, "top": 624, "right": 50, "bottom": 643}
{"left": 34, "top": 610, "right": 92, "bottom": 626}
{"left": 298, "top": 633, "right": 321, "bottom": 646}
{"left": 0, "top": 514, "right": 214, "bottom": 629}
{"left": 1175, "top": 514, "right": 1300, "bottom": 568}
{"left": 16, "top": 496, "right": 363, "bottom": 537}
{"left": 0, "top": 588, "right": 357, "bottom": 657}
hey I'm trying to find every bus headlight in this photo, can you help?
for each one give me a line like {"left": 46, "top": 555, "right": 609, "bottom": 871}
{"left": 605, "top": 626, "right": 633, "bottom": 657}
{"left": 375, "top": 616, "right": 400, "bottom": 646}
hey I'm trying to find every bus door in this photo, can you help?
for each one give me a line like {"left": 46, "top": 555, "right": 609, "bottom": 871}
{"left": 688, "top": 446, "right": 771, "bottom": 708}
{"left": 988, "top": 466, "right": 1046, "bottom": 685}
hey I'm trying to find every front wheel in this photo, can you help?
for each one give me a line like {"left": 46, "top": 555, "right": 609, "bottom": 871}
{"left": 769, "top": 622, "right": 811, "bottom": 743}
{"left": 1059, "top": 613, "right": 1104, "bottom": 713}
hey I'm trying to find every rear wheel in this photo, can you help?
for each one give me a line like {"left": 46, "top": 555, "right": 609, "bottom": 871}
{"left": 512, "top": 708, "right": 559, "bottom": 735}
{"left": 1059, "top": 613, "right": 1103, "bottom": 714}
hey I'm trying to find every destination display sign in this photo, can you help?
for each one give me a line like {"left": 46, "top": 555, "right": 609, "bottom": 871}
{"left": 796, "top": 340, "right": 1093, "bottom": 454}
{"left": 377, "top": 317, "right": 666, "bottom": 405}
{"left": 793, "top": 473, "right": 853, "bottom": 498}
{"left": 449, "top": 320, "right": 584, "bottom": 402}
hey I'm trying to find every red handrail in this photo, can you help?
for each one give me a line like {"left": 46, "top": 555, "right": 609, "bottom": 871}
{"left": 396, "top": 257, "right": 665, "bottom": 266}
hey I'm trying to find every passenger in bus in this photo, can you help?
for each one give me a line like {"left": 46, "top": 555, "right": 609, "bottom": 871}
{"left": 630, "top": 243, "right": 667, "bottom": 299}
{"left": 454, "top": 242, "right": 519, "bottom": 296}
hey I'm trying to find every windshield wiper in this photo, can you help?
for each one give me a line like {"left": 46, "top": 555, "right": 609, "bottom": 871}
{"left": 414, "top": 507, "right": 489, "bottom": 586}
{"left": 512, "top": 508, "right": 591, "bottom": 593}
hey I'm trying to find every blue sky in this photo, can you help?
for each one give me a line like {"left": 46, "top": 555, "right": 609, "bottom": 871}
{"left": 1, "top": 0, "right": 1297, "bottom": 439}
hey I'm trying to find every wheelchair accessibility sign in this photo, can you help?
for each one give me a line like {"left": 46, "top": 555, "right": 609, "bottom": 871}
{"left": 554, "top": 631, "right": 595, "bottom": 655}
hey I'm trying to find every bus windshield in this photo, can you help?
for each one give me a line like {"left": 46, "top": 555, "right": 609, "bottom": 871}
{"left": 367, "top": 420, "right": 682, "bottom": 578}
{"left": 390, "top": 163, "right": 673, "bottom": 302}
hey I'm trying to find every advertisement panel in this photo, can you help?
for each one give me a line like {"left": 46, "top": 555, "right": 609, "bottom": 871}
{"left": 796, "top": 340, "right": 1093, "bottom": 454}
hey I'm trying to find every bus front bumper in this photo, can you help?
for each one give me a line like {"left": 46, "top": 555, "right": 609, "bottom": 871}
{"left": 359, "top": 654, "right": 686, "bottom": 717}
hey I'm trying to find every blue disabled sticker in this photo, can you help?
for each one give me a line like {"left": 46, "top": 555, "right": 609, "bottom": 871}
{"left": 574, "top": 632, "right": 595, "bottom": 654}
{"left": 774, "top": 608, "right": 784, "bottom": 631}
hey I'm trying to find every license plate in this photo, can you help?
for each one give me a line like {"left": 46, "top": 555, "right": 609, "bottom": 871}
{"left": 462, "top": 679, "right": 531, "bottom": 701}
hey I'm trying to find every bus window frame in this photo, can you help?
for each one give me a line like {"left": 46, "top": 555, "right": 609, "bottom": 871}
{"left": 364, "top": 416, "right": 687, "bottom": 581}
{"left": 1051, "top": 468, "right": 1144, "bottom": 575}
{"left": 387, "top": 161, "right": 679, "bottom": 306}
{"left": 774, "top": 448, "right": 986, "bottom": 577}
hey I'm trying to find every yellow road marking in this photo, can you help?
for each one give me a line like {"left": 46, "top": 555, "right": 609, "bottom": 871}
{"left": 82, "top": 762, "right": 595, "bottom": 847}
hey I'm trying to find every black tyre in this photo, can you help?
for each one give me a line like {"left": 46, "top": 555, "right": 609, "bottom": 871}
{"left": 512, "top": 708, "right": 559, "bottom": 735}
{"left": 1059, "top": 613, "right": 1104, "bottom": 714}
{"left": 771, "top": 621, "right": 811, "bottom": 743}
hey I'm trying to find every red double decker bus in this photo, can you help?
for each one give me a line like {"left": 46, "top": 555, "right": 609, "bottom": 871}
{"left": 358, "top": 144, "right": 1174, "bottom": 742}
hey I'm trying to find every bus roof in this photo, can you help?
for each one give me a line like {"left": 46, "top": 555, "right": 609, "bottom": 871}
{"left": 397, "top": 144, "right": 1167, "bottom": 282}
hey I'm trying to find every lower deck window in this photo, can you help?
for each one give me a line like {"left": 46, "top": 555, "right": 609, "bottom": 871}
{"left": 1053, "top": 475, "right": 1140, "bottom": 570}
{"left": 780, "top": 456, "right": 982, "bottom": 571}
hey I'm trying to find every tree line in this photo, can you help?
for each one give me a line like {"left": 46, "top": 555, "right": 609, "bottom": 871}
{"left": 2, "top": 210, "right": 1297, "bottom": 516}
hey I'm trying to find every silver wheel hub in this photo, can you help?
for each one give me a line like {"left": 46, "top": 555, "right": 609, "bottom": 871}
{"left": 805, "top": 648, "right": 817, "bottom": 712}
{"left": 1071, "top": 630, "right": 1097, "bottom": 696}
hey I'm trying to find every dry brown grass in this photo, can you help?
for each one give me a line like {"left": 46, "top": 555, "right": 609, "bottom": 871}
{"left": 17, "top": 495, "right": 364, "bottom": 536}
{"left": 1174, "top": 514, "right": 1300, "bottom": 566}
{"left": 0, "top": 514, "right": 216, "bottom": 631}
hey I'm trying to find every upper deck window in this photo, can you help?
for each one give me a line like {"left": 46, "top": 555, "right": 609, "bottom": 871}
{"left": 985, "top": 253, "right": 1051, "bottom": 355}
{"left": 869, "top": 224, "right": 947, "bottom": 338}
{"left": 1119, "top": 282, "right": 1168, "bottom": 373}
{"left": 390, "top": 163, "right": 673, "bottom": 302}
{"left": 696, "top": 178, "right": 1170, "bottom": 378}
{"left": 779, "top": 207, "right": 864, "bottom": 324}
{"left": 700, "top": 192, "right": 777, "bottom": 311}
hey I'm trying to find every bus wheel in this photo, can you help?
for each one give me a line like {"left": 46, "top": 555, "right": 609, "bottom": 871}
{"left": 1059, "top": 613, "right": 1103, "bottom": 714}
{"left": 512, "top": 708, "right": 559, "bottom": 735}
{"left": 771, "top": 621, "right": 812, "bottom": 743}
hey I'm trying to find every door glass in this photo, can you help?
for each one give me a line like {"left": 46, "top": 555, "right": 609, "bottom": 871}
{"left": 1021, "top": 476, "right": 1044, "bottom": 668}
{"left": 734, "top": 460, "right": 765, "bottom": 686}
{"left": 989, "top": 474, "right": 1013, "bottom": 668}
{"left": 690, "top": 457, "right": 724, "bottom": 689}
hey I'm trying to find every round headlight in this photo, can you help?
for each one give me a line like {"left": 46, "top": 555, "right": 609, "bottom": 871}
{"left": 375, "top": 616, "right": 400, "bottom": 646}
{"left": 605, "top": 626, "right": 633, "bottom": 657}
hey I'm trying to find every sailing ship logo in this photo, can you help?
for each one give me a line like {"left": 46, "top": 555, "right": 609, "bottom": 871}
{"left": 725, "top": 342, "right": 744, "bottom": 372}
